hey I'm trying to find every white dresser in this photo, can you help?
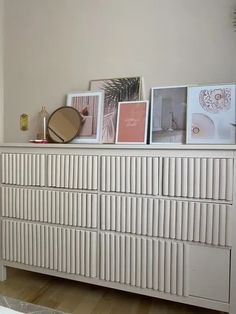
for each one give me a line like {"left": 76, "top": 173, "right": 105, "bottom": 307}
{"left": 0, "top": 143, "right": 235, "bottom": 313}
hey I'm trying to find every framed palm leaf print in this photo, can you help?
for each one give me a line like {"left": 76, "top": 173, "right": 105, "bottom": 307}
{"left": 90, "top": 76, "right": 144, "bottom": 143}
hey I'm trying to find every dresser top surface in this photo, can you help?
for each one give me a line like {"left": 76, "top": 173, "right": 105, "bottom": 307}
{"left": 0, "top": 142, "right": 236, "bottom": 151}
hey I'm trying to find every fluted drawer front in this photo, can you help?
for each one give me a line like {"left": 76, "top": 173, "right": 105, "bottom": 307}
{"left": 2, "top": 187, "right": 98, "bottom": 228}
{"left": 100, "top": 195, "right": 231, "bottom": 246}
{"left": 162, "top": 157, "right": 233, "bottom": 201}
{"left": 1, "top": 153, "right": 46, "bottom": 186}
{"left": 47, "top": 154, "right": 98, "bottom": 190}
{"left": 100, "top": 232, "right": 187, "bottom": 296}
{"left": 101, "top": 156, "right": 159, "bottom": 195}
{"left": 2, "top": 219, "right": 97, "bottom": 277}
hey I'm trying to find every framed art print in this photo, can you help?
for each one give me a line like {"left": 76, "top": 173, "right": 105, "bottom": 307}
{"left": 67, "top": 91, "right": 104, "bottom": 143}
{"left": 150, "top": 86, "right": 187, "bottom": 144}
{"left": 187, "top": 84, "right": 236, "bottom": 144}
{"left": 90, "top": 77, "right": 144, "bottom": 143}
{"left": 115, "top": 100, "right": 149, "bottom": 144}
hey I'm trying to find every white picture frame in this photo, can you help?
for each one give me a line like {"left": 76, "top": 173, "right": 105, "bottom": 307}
{"left": 186, "top": 84, "right": 236, "bottom": 144}
{"left": 66, "top": 91, "right": 104, "bottom": 143}
{"left": 115, "top": 100, "right": 149, "bottom": 144}
{"left": 150, "top": 86, "right": 187, "bottom": 144}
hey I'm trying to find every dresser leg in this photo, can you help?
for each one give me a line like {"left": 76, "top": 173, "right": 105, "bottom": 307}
{"left": 229, "top": 303, "right": 236, "bottom": 314}
{"left": 0, "top": 264, "right": 6, "bottom": 281}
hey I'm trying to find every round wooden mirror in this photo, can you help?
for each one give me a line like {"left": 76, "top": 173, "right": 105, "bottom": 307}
{"left": 47, "top": 106, "right": 83, "bottom": 143}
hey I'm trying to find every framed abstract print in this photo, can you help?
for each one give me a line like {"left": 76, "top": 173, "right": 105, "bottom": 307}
{"left": 187, "top": 84, "right": 236, "bottom": 144}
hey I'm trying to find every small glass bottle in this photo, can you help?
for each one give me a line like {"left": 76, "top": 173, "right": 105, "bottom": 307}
{"left": 37, "top": 106, "right": 49, "bottom": 142}
{"left": 20, "top": 113, "right": 29, "bottom": 131}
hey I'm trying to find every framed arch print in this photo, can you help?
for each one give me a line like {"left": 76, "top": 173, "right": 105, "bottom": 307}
{"left": 67, "top": 91, "right": 104, "bottom": 143}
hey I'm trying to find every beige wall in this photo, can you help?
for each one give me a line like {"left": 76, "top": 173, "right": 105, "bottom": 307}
{"left": 0, "top": 0, "right": 3, "bottom": 142}
{"left": 3, "top": 0, "right": 236, "bottom": 142}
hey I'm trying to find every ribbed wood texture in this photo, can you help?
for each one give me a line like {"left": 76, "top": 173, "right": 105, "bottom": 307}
{"left": 1, "top": 153, "right": 46, "bottom": 186}
{"left": 0, "top": 150, "right": 233, "bottom": 307}
{"left": 100, "top": 232, "right": 187, "bottom": 296}
{"left": 162, "top": 157, "right": 233, "bottom": 201}
{"left": 2, "top": 219, "right": 97, "bottom": 277}
{"left": 47, "top": 154, "right": 98, "bottom": 190}
{"left": 100, "top": 156, "right": 159, "bottom": 195}
{"left": 100, "top": 195, "right": 231, "bottom": 246}
{"left": 2, "top": 187, "right": 98, "bottom": 228}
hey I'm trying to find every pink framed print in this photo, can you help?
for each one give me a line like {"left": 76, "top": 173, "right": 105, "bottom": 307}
{"left": 115, "top": 100, "right": 149, "bottom": 144}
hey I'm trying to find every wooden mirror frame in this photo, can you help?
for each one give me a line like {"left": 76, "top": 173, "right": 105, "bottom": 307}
{"left": 47, "top": 106, "right": 83, "bottom": 143}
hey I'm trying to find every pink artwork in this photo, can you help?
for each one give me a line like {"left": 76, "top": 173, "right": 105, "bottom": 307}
{"left": 71, "top": 95, "right": 98, "bottom": 136}
{"left": 116, "top": 101, "right": 148, "bottom": 144}
{"left": 66, "top": 91, "right": 103, "bottom": 143}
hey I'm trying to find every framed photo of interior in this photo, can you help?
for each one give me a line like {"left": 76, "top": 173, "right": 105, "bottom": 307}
{"left": 150, "top": 86, "right": 187, "bottom": 144}
{"left": 115, "top": 100, "right": 149, "bottom": 144}
{"left": 187, "top": 84, "right": 236, "bottom": 144}
{"left": 66, "top": 91, "right": 104, "bottom": 143}
{"left": 90, "top": 77, "right": 144, "bottom": 143}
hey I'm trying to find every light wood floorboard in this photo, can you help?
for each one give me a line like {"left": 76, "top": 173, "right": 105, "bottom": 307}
{"left": 0, "top": 267, "right": 225, "bottom": 314}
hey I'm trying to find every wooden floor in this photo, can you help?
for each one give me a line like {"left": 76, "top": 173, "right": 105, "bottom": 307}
{"left": 0, "top": 267, "right": 225, "bottom": 314}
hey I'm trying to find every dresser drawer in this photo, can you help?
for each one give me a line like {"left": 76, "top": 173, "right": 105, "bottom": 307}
{"left": 100, "top": 156, "right": 160, "bottom": 195}
{"left": 100, "top": 194, "right": 231, "bottom": 246}
{"left": 162, "top": 157, "right": 233, "bottom": 201}
{"left": 47, "top": 154, "right": 98, "bottom": 190}
{"left": 100, "top": 232, "right": 187, "bottom": 296}
{"left": 2, "top": 187, "right": 98, "bottom": 228}
{"left": 1, "top": 153, "right": 46, "bottom": 186}
{"left": 2, "top": 219, "right": 97, "bottom": 277}
{"left": 188, "top": 244, "right": 230, "bottom": 303}
{"left": 99, "top": 232, "right": 230, "bottom": 303}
